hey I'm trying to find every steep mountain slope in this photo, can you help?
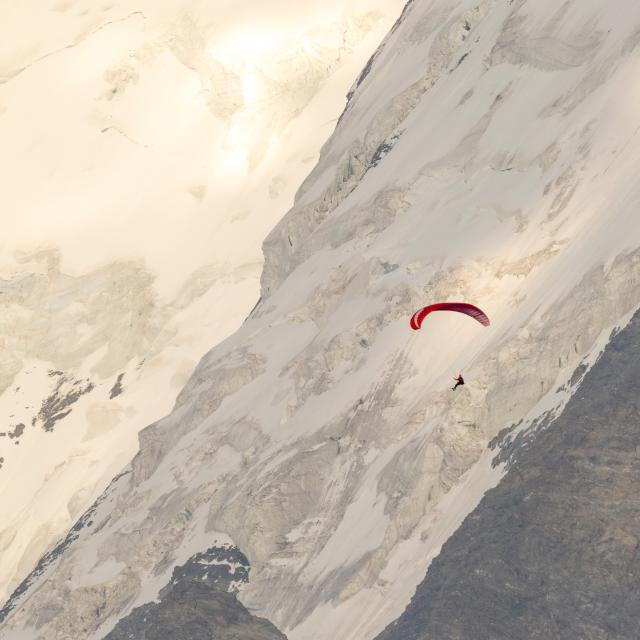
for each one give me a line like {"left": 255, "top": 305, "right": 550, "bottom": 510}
{"left": 376, "top": 308, "right": 640, "bottom": 640}
{"left": 0, "top": 0, "right": 404, "bottom": 604}
{"left": 3, "top": 0, "right": 640, "bottom": 638}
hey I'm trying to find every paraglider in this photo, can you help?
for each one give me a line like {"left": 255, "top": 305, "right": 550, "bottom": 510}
{"left": 409, "top": 302, "right": 490, "bottom": 331}
{"left": 408, "top": 302, "right": 489, "bottom": 390}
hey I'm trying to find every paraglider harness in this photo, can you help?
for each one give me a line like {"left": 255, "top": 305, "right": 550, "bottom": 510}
{"left": 452, "top": 374, "right": 464, "bottom": 391}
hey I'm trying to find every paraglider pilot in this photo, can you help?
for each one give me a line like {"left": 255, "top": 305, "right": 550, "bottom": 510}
{"left": 452, "top": 374, "right": 464, "bottom": 391}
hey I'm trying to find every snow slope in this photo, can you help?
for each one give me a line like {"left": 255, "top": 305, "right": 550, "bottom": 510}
{"left": 0, "top": 0, "right": 405, "bottom": 605}
{"left": 4, "top": 0, "right": 640, "bottom": 638}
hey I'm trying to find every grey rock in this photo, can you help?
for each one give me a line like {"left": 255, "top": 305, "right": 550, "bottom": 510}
{"left": 35, "top": 374, "right": 95, "bottom": 432}
{"left": 104, "top": 547, "right": 285, "bottom": 640}
{"left": 109, "top": 373, "right": 125, "bottom": 399}
{"left": 105, "top": 582, "right": 286, "bottom": 640}
{"left": 6, "top": 423, "right": 25, "bottom": 440}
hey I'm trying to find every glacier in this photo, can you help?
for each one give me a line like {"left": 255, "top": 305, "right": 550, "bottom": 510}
{"left": 3, "top": 0, "right": 640, "bottom": 638}
{"left": 0, "top": 0, "right": 404, "bottom": 607}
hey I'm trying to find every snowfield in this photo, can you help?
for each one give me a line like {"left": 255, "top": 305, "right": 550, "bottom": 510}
{"left": 3, "top": 0, "right": 640, "bottom": 638}
{"left": 0, "top": 0, "right": 405, "bottom": 607}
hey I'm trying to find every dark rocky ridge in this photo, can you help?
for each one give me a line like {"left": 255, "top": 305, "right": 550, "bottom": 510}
{"left": 376, "top": 310, "right": 640, "bottom": 640}
{"left": 104, "top": 546, "right": 286, "bottom": 640}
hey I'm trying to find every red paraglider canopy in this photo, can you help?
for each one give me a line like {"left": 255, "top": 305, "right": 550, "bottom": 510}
{"left": 410, "top": 302, "right": 490, "bottom": 331}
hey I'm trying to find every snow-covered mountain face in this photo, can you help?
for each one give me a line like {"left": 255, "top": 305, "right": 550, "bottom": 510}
{"left": 0, "top": 0, "right": 404, "bottom": 605}
{"left": 4, "top": 0, "right": 640, "bottom": 638}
